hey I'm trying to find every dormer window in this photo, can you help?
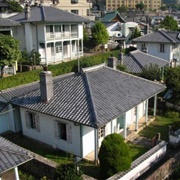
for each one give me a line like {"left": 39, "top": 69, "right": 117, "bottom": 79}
{"left": 71, "top": 0, "right": 78, "bottom": 3}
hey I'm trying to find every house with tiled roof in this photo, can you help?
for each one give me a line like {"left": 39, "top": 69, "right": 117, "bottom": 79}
{"left": 0, "top": 17, "right": 20, "bottom": 35}
{"left": 0, "top": 136, "right": 33, "bottom": 180}
{"left": 120, "top": 49, "right": 169, "bottom": 74}
{"left": 0, "top": 61, "right": 165, "bottom": 162}
{"left": 133, "top": 29, "right": 180, "bottom": 66}
{"left": 8, "top": 4, "right": 89, "bottom": 65}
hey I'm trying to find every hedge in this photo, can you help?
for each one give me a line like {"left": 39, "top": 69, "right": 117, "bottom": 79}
{"left": 0, "top": 50, "right": 119, "bottom": 90}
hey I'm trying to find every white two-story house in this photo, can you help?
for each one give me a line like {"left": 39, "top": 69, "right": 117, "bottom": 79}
{"left": 133, "top": 29, "right": 180, "bottom": 66}
{"left": 8, "top": 4, "right": 89, "bottom": 65}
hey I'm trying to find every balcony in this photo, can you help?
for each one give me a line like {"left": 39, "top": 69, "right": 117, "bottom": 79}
{"left": 46, "top": 31, "right": 78, "bottom": 41}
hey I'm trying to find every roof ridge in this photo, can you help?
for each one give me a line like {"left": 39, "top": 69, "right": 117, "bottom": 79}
{"left": 40, "top": 5, "right": 46, "bottom": 21}
{"left": 139, "top": 50, "right": 169, "bottom": 63}
{"left": 84, "top": 73, "right": 98, "bottom": 127}
{"left": 130, "top": 52, "right": 144, "bottom": 69}
{"left": 159, "top": 30, "right": 176, "bottom": 43}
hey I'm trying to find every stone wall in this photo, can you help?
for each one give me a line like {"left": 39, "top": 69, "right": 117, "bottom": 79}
{"left": 146, "top": 151, "right": 180, "bottom": 180}
{"left": 19, "top": 153, "right": 58, "bottom": 179}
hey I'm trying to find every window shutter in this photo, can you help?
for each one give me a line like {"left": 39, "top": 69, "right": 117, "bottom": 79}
{"left": 25, "top": 111, "right": 30, "bottom": 128}
{"left": 35, "top": 115, "right": 40, "bottom": 132}
{"left": 67, "top": 124, "right": 72, "bottom": 144}
{"left": 54, "top": 121, "right": 59, "bottom": 139}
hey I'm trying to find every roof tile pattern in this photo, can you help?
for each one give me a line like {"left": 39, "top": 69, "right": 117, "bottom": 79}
{"left": 133, "top": 30, "right": 180, "bottom": 43}
{"left": 0, "top": 17, "right": 20, "bottom": 26}
{"left": 123, "top": 50, "right": 169, "bottom": 73}
{"left": 7, "top": 66, "right": 165, "bottom": 127}
{"left": 9, "top": 5, "right": 89, "bottom": 23}
{"left": 0, "top": 137, "right": 33, "bottom": 174}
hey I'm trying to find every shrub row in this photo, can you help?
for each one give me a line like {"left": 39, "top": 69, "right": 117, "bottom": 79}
{"left": 0, "top": 50, "right": 119, "bottom": 90}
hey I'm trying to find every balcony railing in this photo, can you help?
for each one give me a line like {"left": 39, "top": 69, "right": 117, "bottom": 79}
{"left": 46, "top": 31, "right": 78, "bottom": 40}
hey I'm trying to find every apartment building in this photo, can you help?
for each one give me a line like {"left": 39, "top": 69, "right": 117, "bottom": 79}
{"left": 54, "top": 0, "right": 93, "bottom": 19}
{"left": 106, "top": 0, "right": 161, "bottom": 11}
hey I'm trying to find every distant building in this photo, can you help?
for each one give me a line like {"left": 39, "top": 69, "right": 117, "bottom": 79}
{"left": 106, "top": 0, "right": 161, "bottom": 11}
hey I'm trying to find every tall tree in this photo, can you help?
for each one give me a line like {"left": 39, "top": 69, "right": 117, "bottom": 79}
{"left": 98, "top": 133, "right": 131, "bottom": 179}
{"left": 7, "top": 0, "right": 23, "bottom": 12}
{"left": 91, "top": 21, "right": 109, "bottom": 50}
{"left": 0, "top": 35, "right": 21, "bottom": 77}
{"left": 117, "top": 5, "right": 127, "bottom": 12}
{"left": 159, "top": 15, "right": 178, "bottom": 31}
{"left": 165, "top": 66, "right": 180, "bottom": 105}
{"left": 140, "top": 64, "right": 161, "bottom": 81}
{"left": 135, "top": 2, "right": 145, "bottom": 10}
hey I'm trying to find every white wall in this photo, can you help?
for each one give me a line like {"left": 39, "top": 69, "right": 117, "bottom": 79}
{"left": 78, "top": 24, "right": 83, "bottom": 39}
{"left": 25, "top": 23, "right": 33, "bottom": 52}
{"left": 37, "top": 24, "right": 45, "bottom": 42}
{"left": 82, "top": 125, "right": 95, "bottom": 157}
{"left": 13, "top": 26, "right": 26, "bottom": 51}
{"left": 137, "top": 42, "right": 171, "bottom": 62}
{"left": 20, "top": 107, "right": 82, "bottom": 157}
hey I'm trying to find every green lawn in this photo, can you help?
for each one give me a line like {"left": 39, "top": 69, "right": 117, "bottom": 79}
{"left": 2, "top": 133, "right": 73, "bottom": 164}
{"left": 2, "top": 115, "right": 179, "bottom": 179}
{"left": 139, "top": 115, "right": 180, "bottom": 141}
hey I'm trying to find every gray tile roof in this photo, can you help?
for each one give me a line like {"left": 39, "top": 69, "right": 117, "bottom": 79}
{"left": 9, "top": 5, "right": 90, "bottom": 23}
{"left": 123, "top": 50, "right": 169, "bottom": 73}
{"left": 1, "top": 66, "right": 165, "bottom": 127}
{"left": 133, "top": 29, "right": 180, "bottom": 44}
{"left": 0, "top": 17, "right": 20, "bottom": 26}
{"left": 0, "top": 136, "right": 33, "bottom": 174}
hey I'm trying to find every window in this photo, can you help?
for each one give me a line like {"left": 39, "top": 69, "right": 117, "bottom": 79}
{"left": 54, "top": 121, "right": 72, "bottom": 143}
{"left": 98, "top": 127, "right": 105, "bottom": 138}
{"left": 55, "top": 42, "right": 62, "bottom": 53}
{"left": 25, "top": 111, "right": 40, "bottom": 132}
{"left": 71, "top": 10, "right": 79, "bottom": 14}
{"left": 160, "top": 44, "right": 165, "bottom": 52}
{"left": 71, "top": 0, "right": 78, "bottom": 3}
{"left": 58, "top": 123, "right": 67, "bottom": 140}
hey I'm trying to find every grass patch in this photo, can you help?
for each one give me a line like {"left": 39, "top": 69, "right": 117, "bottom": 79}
{"left": 128, "top": 143, "right": 149, "bottom": 161}
{"left": 2, "top": 133, "right": 73, "bottom": 164}
{"left": 80, "top": 143, "right": 149, "bottom": 180}
{"left": 139, "top": 115, "right": 180, "bottom": 141}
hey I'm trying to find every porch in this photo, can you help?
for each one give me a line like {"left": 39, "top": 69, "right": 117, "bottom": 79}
{"left": 84, "top": 115, "right": 155, "bottom": 161}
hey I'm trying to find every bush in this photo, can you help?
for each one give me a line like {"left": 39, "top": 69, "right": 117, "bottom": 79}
{"left": 55, "top": 163, "right": 83, "bottom": 180}
{"left": 98, "top": 133, "right": 132, "bottom": 179}
{"left": 165, "top": 110, "right": 179, "bottom": 118}
{"left": 0, "top": 50, "right": 120, "bottom": 90}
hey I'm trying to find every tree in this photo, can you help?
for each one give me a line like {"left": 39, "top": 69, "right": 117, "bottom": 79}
{"left": 0, "top": 35, "right": 21, "bottom": 77}
{"left": 116, "top": 64, "right": 127, "bottom": 72}
{"left": 165, "top": 66, "right": 180, "bottom": 105}
{"left": 159, "top": 15, "right": 178, "bottom": 31}
{"left": 131, "top": 27, "right": 141, "bottom": 40}
{"left": 159, "top": 5, "right": 167, "bottom": 11}
{"left": 140, "top": 64, "right": 161, "bottom": 81}
{"left": 98, "top": 133, "right": 132, "bottom": 179}
{"left": 117, "top": 5, "right": 127, "bottom": 12}
{"left": 135, "top": 2, "right": 145, "bottom": 10}
{"left": 7, "top": 0, "right": 23, "bottom": 12}
{"left": 91, "top": 21, "right": 109, "bottom": 50}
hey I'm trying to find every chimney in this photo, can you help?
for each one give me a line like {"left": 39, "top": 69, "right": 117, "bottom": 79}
{"left": 40, "top": 67, "right": 53, "bottom": 102}
{"left": 118, "top": 51, "right": 124, "bottom": 65}
{"left": 24, "top": 4, "right": 31, "bottom": 20}
{"left": 107, "top": 54, "right": 117, "bottom": 70}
